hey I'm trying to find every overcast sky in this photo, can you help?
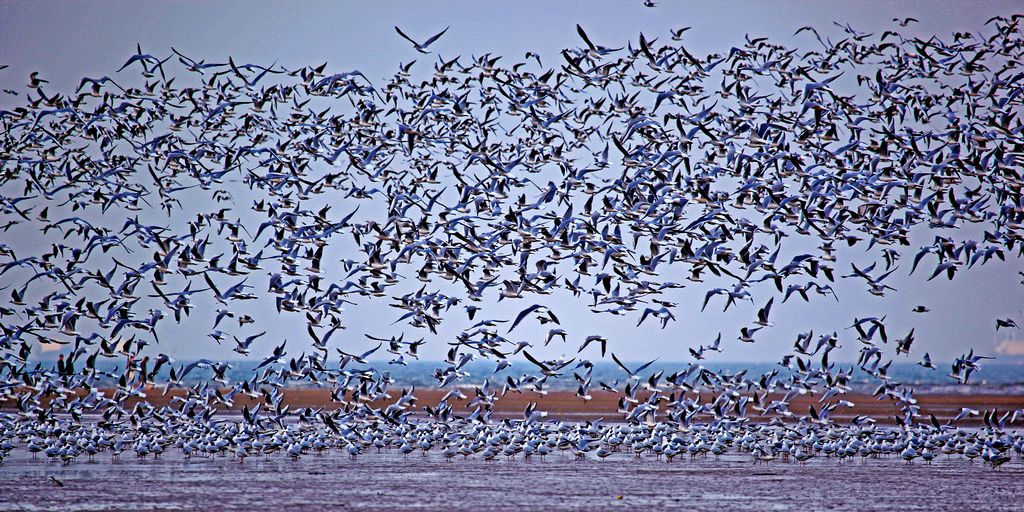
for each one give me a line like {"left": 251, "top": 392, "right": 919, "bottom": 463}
{"left": 2, "top": 1, "right": 1022, "bottom": 363}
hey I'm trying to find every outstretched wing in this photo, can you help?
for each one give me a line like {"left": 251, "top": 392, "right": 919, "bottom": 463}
{"left": 576, "top": 24, "right": 597, "bottom": 51}
{"left": 610, "top": 352, "right": 631, "bottom": 375}
{"left": 633, "top": 357, "right": 659, "bottom": 375}
{"left": 508, "top": 303, "right": 543, "bottom": 333}
{"left": 360, "top": 342, "right": 383, "bottom": 360}
{"left": 394, "top": 26, "right": 421, "bottom": 46}
{"left": 423, "top": 26, "right": 450, "bottom": 47}
{"left": 522, "top": 350, "right": 550, "bottom": 373}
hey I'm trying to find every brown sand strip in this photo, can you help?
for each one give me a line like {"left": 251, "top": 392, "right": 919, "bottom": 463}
{"left": 4, "top": 388, "right": 1023, "bottom": 425}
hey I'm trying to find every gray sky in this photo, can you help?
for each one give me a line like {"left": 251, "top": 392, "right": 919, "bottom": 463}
{"left": 1, "top": 1, "right": 1022, "bottom": 364}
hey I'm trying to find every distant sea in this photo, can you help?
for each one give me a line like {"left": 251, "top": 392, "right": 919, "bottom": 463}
{"left": 40, "top": 359, "right": 1024, "bottom": 394}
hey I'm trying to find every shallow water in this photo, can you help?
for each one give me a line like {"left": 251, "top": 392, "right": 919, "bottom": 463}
{"left": 2, "top": 448, "right": 1022, "bottom": 511}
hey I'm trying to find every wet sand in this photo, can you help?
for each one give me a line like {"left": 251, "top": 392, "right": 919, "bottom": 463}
{"left": 1, "top": 448, "right": 1021, "bottom": 511}
{"left": 8, "top": 388, "right": 1022, "bottom": 425}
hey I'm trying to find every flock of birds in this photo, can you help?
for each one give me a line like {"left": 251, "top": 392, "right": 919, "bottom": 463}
{"left": 1, "top": 15, "right": 1024, "bottom": 467}
{"left": 1, "top": 414, "right": 1022, "bottom": 467}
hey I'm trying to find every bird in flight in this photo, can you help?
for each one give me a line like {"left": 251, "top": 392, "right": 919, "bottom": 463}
{"left": 394, "top": 25, "right": 450, "bottom": 53}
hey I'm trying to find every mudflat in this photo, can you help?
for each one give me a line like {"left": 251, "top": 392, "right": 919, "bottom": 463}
{"left": 1, "top": 447, "right": 1021, "bottom": 511}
